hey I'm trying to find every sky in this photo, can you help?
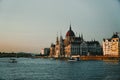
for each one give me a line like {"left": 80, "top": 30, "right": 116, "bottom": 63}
{"left": 0, "top": 0, "right": 120, "bottom": 53}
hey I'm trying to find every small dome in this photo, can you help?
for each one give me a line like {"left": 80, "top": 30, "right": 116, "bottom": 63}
{"left": 112, "top": 33, "right": 119, "bottom": 38}
{"left": 66, "top": 26, "right": 75, "bottom": 37}
{"left": 51, "top": 43, "right": 55, "bottom": 47}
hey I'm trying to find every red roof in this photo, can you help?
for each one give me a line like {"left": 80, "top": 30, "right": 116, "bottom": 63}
{"left": 66, "top": 26, "right": 75, "bottom": 37}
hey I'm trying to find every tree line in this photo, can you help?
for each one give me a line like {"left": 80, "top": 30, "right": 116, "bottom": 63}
{"left": 0, "top": 52, "right": 32, "bottom": 58}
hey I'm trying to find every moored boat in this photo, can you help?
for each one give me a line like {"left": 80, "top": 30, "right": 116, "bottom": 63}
{"left": 68, "top": 58, "right": 77, "bottom": 61}
{"left": 9, "top": 58, "right": 17, "bottom": 63}
{"left": 68, "top": 57, "right": 80, "bottom": 61}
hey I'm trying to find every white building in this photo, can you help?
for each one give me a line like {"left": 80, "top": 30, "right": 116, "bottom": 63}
{"left": 41, "top": 48, "right": 50, "bottom": 56}
{"left": 103, "top": 32, "right": 120, "bottom": 56}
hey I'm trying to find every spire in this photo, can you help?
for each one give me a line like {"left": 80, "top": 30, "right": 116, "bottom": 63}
{"left": 116, "top": 32, "right": 118, "bottom": 35}
{"left": 79, "top": 33, "right": 80, "bottom": 38}
{"left": 69, "top": 20, "right": 72, "bottom": 30}
{"left": 60, "top": 30, "right": 62, "bottom": 37}
{"left": 69, "top": 21, "right": 72, "bottom": 31}
{"left": 69, "top": 24, "right": 71, "bottom": 30}
{"left": 81, "top": 33, "right": 83, "bottom": 40}
{"left": 60, "top": 31, "right": 63, "bottom": 42}
{"left": 81, "top": 33, "right": 83, "bottom": 38}
{"left": 56, "top": 32, "right": 59, "bottom": 45}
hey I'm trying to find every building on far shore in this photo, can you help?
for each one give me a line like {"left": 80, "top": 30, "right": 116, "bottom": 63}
{"left": 49, "top": 24, "right": 102, "bottom": 58}
{"left": 49, "top": 43, "right": 55, "bottom": 57}
{"left": 103, "top": 32, "right": 120, "bottom": 56}
{"left": 41, "top": 48, "right": 50, "bottom": 56}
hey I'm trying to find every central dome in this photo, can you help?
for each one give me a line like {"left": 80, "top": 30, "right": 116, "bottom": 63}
{"left": 66, "top": 25, "right": 75, "bottom": 37}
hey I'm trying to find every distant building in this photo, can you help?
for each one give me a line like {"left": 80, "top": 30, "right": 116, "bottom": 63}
{"left": 49, "top": 43, "right": 55, "bottom": 57}
{"left": 50, "top": 24, "right": 102, "bottom": 58}
{"left": 41, "top": 48, "right": 50, "bottom": 56}
{"left": 103, "top": 32, "right": 120, "bottom": 56}
{"left": 54, "top": 36, "right": 61, "bottom": 57}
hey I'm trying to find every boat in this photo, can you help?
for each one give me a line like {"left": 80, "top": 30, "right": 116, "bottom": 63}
{"left": 68, "top": 58, "right": 77, "bottom": 61}
{"left": 9, "top": 53, "right": 18, "bottom": 63}
{"left": 68, "top": 55, "right": 80, "bottom": 61}
{"left": 68, "top": 57, "right": 80, "bottom": 61}
{"left": 9, "top": 58, "right": 17, "bottom": 63}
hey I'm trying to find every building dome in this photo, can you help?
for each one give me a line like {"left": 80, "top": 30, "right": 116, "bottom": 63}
{"left": 112, "top": 32, "right": 119, "bottom": 38}
{"left": 66, "top": 26, "right": 75, "bottom": 37}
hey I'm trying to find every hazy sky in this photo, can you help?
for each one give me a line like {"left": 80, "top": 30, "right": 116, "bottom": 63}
{"left": 0, "top": 0, "right": 120, "bottom": 53}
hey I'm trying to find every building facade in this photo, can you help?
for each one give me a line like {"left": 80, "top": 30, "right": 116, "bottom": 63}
{"left": 41, "top": 48, "right": 50, "bottom": 56}
{"left": 49, "top": 43, "right": 55, "bottom": 57}
{"left": 103, "top": 32, "right": 120, "bottom": 56}
{"left": 50, "top": 25, "right": 102, "bottom": 58}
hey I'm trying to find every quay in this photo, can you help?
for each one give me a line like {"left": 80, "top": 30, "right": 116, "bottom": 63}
{"left": 72, "top": 55, "right": 120, "bottom": 61}
{"left": 35, "top": 55, "right": 120, "bottom": 61}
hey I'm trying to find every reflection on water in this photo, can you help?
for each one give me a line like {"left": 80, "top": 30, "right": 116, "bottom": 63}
{"left": 104, "top": 61, "right": 119, "bottom": 65}
{"left": 0, "top": 58, "right": 120, "bottom": 80}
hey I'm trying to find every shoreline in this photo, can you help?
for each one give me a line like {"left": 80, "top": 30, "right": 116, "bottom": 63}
{"left": 34, "top": 56, "right": 120, "bottom": 61}
{"left": 0, "top": 56, "right": 119, "bottom": 62}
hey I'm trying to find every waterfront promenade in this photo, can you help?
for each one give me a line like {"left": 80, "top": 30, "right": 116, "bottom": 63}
{"left": 76, "top": 56, "right": 120, "bottom": 61}
{"left": 35, "top": 55, "right": 120, "bottom": 61}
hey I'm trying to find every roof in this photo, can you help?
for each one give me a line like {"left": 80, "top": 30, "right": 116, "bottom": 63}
{"left": 103, "top": 32, "right": 120, "bottom": 41}
{"left": 51, "top": 43, "right": 55, "bottom": 47}
{"left": 66, "top": 26, "right": 75, "bottom": 37}
{"left": 70, "top": 42, "right": 81, "bottom": 45}
{"left": 74, "top": 37, "right": 83, "bottom": 42}
{"left": 111, "top": 33, "right": 119, "bottom": 38}
{"left": 86, "top": 41, "right": 100, "bottom": 45}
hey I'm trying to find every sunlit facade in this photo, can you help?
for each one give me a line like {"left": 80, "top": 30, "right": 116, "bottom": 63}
{"left": 50, "top": 25, "right": 102, "bottom": 58}
{"left": 103, "top": 32, "right": 120, "bottom": 56}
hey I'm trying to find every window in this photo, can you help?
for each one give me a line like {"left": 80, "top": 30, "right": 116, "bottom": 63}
{"left": 116, "top": 39, "right": 118, "bottom": 42}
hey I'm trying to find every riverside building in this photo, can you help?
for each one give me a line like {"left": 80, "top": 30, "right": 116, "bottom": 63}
{"left": 103, "top": 32, "right": 120, "bottom": 56}
{"left": 49, "top": 25, "right": 102, "bottom": 58}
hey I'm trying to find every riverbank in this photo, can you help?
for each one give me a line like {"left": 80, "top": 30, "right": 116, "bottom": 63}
{"left": 35, "top": 55, "right": 120, "bottom": 61}
{"left": 79, "top": 56, "right": 120, "bottom": 61}
{"left": 0, "top": 52, "right": 32, "bottom": 58}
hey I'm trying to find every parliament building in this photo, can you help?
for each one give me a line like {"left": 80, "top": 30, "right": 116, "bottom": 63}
{"left": 49, "top": 25, "right": 102, "bottom": 58}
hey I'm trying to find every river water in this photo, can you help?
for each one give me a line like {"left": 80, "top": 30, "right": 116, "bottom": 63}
{"left": 0, "top": 58, "right": 120, "bottom": 80}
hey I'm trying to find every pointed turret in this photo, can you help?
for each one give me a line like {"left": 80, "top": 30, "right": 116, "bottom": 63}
{"left": 60, "top": 35, "right": 63, "bottom": 42}
{"left": 81, "top": 33, "right": 84, "bottom": 41}
{"left": 69, "top": 24, "right": 72, "bottom": 31}
{"left": 79, "top": 33, "right": 80, "bottom": 38}
{"left": 56, "top": 33, "right": 59, "bottom": 45}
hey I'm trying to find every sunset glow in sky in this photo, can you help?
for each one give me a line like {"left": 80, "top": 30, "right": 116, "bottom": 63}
{"left": 0, "top": 0, "right": 120, "bottom": 53}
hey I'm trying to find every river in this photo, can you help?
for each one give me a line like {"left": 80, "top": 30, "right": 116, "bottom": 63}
{"left": 0, "top": 58, "right": 120, "bottom": 80}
